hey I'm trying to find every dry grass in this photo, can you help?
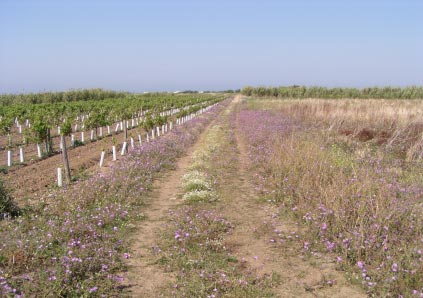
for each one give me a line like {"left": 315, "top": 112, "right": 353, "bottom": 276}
{"left": 256, "top": 98, "right": 423, "bottom": 160}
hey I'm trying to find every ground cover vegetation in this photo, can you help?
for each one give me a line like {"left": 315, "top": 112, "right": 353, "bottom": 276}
{"left": 238, "top": 97, "right": 423, "bottom": 297}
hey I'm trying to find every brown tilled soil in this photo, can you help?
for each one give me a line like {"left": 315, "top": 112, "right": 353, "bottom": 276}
{"left": 0, "top": 126, "right": 149, "bottom": 206}
{"left": 0, "top": 121, "right": 151, "bottom": 163}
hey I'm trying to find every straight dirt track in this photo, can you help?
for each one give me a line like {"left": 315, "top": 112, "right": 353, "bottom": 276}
{"left": 123, "top": 96, "right": 366, "bottom": 297}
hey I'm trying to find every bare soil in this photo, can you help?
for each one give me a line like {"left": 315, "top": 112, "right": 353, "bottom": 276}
{"left": 0, "top": 125, "right": 151, "bottom": 206}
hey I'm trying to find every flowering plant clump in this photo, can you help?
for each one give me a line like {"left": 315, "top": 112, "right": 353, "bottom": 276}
{"left": 237, "top": 102, "right": 423, "bottom": 297}
{"left": 181, "top": 124, "right": 228, "bottom": 203}
{"left": 182, "top": 171, "right": 212, "bottom": 192}
{"left": 182, "top": 189, "right": 218, "bottom": 203}
{"left": 182, "top": 170, "right": 218, "bottom": 203}
{"left": 0, "top": 101, "right": 228, "bottom": 297}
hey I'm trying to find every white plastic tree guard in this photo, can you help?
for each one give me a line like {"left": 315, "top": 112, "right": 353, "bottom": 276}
{"left": 19, "top": 147, "right": 24, "bottom": 163}
{"left": 57, "top": 168, "right": 63, "bottom": 187}
{"left": 112, "top": 146, "right": 117, "bottom": 161}
{"left": 37, "top": 144, "right": 42, "bottom": 158}
{"left": 99, "top": 151, "right": 106, "bottom": 167}
{"left": 7, "top": 150, "right": 12, "bottom": 167}
{"left": 121, "top": 142, "right": 127, "bottom": 155}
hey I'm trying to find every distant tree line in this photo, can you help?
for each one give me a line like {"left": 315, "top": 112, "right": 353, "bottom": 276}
{"left": 241, "top": 86, "right": 423, "bottom": 99}
{"left": 0, "top": 89, "right": 128, "bottom": 106}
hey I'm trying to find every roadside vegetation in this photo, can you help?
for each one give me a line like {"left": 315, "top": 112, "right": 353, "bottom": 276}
{"left": 242, "top": 86, "right": 423, "bottom": 99}
{"left": 238, "top": 97, "right": 423, "bottom": 297}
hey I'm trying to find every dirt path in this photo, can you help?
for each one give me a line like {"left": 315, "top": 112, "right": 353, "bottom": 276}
{"left": 217, "top": 95, "right": 365, "bottom": 297}
{"left": 123, "top": 111, "right": 224, "bottom": 297}
{"left": 123, "top": 96, "right": 365, "bottom": 297}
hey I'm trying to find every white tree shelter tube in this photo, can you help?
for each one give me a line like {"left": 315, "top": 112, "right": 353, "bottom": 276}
{"left": 99, "top": 151, "right": 106, "bottom": 167}
{"left": 19, "top": 147, "right": 24, "bottom": 163}
{"left": 57, "top": 168, "right": 63, "bottom": 187}
{"left": 112, "top": 146, "right": 117, "bottom": 161}
{"left": 121, "top": 142, "right": 127, "bottom": 155}
{"left": 7, "top": 150, "right": 12, "bottom": 167}
{"left": 37, "top": 144, "right": 42, "bottom": 158}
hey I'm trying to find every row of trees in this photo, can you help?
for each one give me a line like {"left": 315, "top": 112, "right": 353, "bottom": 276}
{"left": 0, "top": 89, "right": 128, "bottom": 106}
{"left": 1, "top": 93, "right": 224, "bottom": 155}
{"left": 241, "top": 86, "right": 423, "bottom": 99}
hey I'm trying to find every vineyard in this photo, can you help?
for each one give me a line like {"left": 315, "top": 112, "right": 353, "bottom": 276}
{"left": 1, "top": 91, "right": 423, "bottom": 297}
{"left": 0, "top": 92, "right": 224, "bottom": 201}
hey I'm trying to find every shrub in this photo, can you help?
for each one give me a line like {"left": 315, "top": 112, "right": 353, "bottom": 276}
{"left": 0, "top": 179, "right": 20, "bottom": 219}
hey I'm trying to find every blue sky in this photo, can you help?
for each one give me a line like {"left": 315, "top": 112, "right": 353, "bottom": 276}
{"left": 0, "top": 0, "right": 422, "bottom": 93}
